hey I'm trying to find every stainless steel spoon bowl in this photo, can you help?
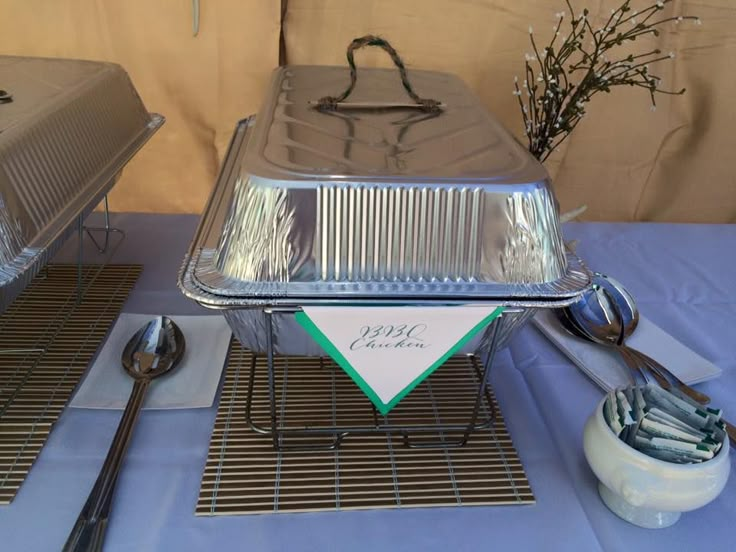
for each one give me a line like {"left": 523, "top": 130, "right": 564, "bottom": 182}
{"left": 122, "top": 316, "right": 185, "bottom": 380}
{"left": 563, "top": 284, "right": 648, "bottom": 384}
{"left": 568, "top": 283, "right": 622, "bottom": 347}
{"left": 591, "top": 273, "right": 710, "bottom": 405}
{"left": 594, "top": 273, "right": 636, "bottom": 335}
{"left": 64, "top": 316, "right": 185, "bottom": 552}
{"left": 566, "top": 276, "right": 707, "bottom": 400}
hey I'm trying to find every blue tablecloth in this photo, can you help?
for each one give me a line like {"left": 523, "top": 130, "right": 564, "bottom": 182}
{"left": 0, "top": 214, "right": 733, "bottom": 551}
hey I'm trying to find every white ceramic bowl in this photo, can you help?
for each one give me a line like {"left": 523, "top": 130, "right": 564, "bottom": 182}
{"left": 583, "top": 395, "right": 730, "bottom": 528}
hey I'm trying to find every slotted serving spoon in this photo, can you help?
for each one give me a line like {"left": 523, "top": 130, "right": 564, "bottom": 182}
{"left": 63, "top": 316, "right": 185, "bottom": 552}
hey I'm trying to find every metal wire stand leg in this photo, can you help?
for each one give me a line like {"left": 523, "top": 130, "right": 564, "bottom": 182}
{"left": 75, "top": 194, "right": 126, "bottom": 304}
{"left": 2, "top": 196, "right": 124, "bottom": 355}
{"left": 461, "top": 315, "right": 503, "bottom": 443}
{"left": 401, "top": 314, "right": 502, "bottom": 449}
{"left": 265, "top": 311, "right": 279, "bottom": 449}
{"left": 84, "top": 195, "right": 125, "bottom": 254}
{"left": 244, "top": 310, "right": 506, "bottom": 452}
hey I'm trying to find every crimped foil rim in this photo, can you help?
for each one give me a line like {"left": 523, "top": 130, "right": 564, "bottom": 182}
{"left": 179, "top": 246, "right": 592, "bottom": 309}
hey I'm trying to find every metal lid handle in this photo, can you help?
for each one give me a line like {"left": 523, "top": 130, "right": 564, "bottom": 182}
{"left": 316, "top": 35, "right": 442, "bottom": 112}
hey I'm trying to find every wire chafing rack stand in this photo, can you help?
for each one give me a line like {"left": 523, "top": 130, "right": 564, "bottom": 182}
{"left": 0, "top": 191, "right": 124, "bottom": 357}
{"left": 77, "top": 193, "right": 125, "bottom": 301}
{"left": 243, "top": 306, "right": 521, "bottom": 452}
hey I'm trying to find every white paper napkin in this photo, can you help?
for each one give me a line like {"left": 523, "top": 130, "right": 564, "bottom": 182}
{"left": 532, "top": 309, "right": 721, "bottom": 391}
{"left": 70, "top": 314, "right": 232, "bottom": 410}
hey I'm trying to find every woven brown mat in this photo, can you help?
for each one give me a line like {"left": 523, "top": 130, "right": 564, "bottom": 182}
{"left": 0, "top": 264, "right": 141, "bottom": 504}
{"left": 197, "top": 341, "right": 534, "bottom": 515}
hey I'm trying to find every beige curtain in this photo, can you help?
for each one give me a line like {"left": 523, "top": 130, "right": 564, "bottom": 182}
{"left": 1, "top": 1, "right": 734, "bottom": 222}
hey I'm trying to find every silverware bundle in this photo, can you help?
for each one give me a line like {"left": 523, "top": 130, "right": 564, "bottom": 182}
{"left": 560, "top": 272, "right": 736, "bottom": 446}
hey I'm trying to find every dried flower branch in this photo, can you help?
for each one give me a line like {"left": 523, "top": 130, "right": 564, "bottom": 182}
{"left": 515, "top": 0, "right": 700, "bottom": 161}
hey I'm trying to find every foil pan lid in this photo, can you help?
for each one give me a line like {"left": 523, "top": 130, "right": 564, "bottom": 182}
{"left": 179, "top": 117, "right": 592, "bottom": 307}
{"left": 0, "top": 57, "right": 108, "bottom": 134}
{"left": 0, "top": 56, "right": 163, "bottom": 313}
{"left": 243, "top": 65, "right": 549, "bottom": 186}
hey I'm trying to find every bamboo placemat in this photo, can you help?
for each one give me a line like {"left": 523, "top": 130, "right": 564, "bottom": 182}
{"left": 198, "top": 341, "right": 534, "bottom": 515}
{"left": 0, "top": 264, "right": 141, "bottom": 504}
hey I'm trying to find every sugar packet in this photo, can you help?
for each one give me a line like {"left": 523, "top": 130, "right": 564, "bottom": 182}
{"left": 602, "top": 384, "right": 726, "bottom": 465}
{"left": 604, "top": 392, "right": 623, "bottom": 436}
{"left": 644, "top": 384, "right": 717, "bottom": 431}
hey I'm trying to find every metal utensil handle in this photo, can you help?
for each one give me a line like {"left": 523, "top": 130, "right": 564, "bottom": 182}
{"left": 63, "top": 379, "right": 150, "bottom": 552}
{"left": 604, "top": 286, "right": 712, "bottom": 406}
{"left": 616, "top": 347, "right": 647, "bottom": 385}
{"left": 723, "top": 419, "right": 736, "bottom": 447}
{"left": 627, "top": 347, "right": 711, "bottom": 405}
{"left": 631, "top": 351, "right": 673, "bottom": 390}
{"left": 316, "top": 35, "right": 442, "bottom": 111}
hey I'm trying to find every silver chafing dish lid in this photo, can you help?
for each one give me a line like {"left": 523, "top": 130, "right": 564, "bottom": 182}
{"left": 243, "top": 65, "right": 547, "bottom": 185}
{"left": 0, "top": 56, "right": 163, "bottom": 312}
{"left": 181, "top": 66, "right": 590, "bottom": 307}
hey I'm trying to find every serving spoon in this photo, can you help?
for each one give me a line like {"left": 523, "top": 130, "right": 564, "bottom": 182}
{"left": 565, "top": 279, "right": 709, "bottom": 403}
{"left": 64, "top": 316, "right": 185, "bottom": 552}
{"left": 587, "top": 274, "right": 710, "bottom": 405}
{"left": 562, "top": 278, "right": 736, "bottom": 445}
{"left": 560, "top": 284, "right": 648, "bottom": 385}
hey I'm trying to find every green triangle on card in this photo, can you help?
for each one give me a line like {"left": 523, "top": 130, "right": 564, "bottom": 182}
{"left": 295, "top": 306, "right": 503, "bottom": 415}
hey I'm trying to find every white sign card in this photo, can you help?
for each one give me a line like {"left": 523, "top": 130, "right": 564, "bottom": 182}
{"left": 295, "top": 305, "right": 504, "bottom": 415}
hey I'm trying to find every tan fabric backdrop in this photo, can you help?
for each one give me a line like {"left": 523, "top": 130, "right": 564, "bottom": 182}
{"left": 1, "top": 0, "right": 734, "bottom": 221}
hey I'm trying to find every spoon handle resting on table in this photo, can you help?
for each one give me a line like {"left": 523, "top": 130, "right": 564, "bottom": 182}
{"left": 63, "top": 379, "right": 150, "bottom": 552}
{"left": 628, "top": 347, "right": 711, "bottom": 405}
{"left": 612, "top": 344, "right": 705, "bottom": 404}
{"left": 615, "top": 347, "right": 647, "bottom": 385}
{"left": 634, "top": 353, "right": 675, "bottom": 390}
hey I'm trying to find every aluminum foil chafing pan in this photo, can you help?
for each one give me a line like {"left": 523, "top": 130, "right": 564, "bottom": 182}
{"left": 0, "top": 56, "right": 163, "bottom": 313}
{"left": 179, "top": 65, "right": 591, "bottom": 354}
